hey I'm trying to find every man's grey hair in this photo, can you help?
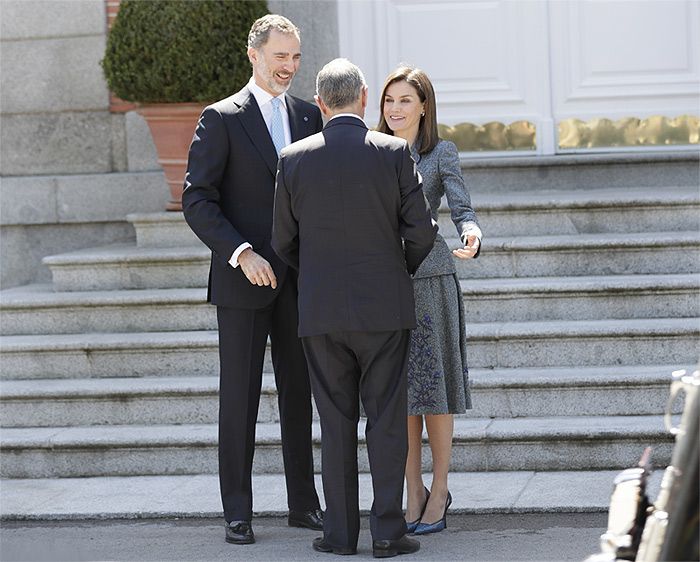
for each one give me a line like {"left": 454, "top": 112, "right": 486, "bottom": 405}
{"left": 247, "top": 14, "right": 300, "bottom": 50}
{"left": 316, "top": 58, "right": 366, "bottom": 110}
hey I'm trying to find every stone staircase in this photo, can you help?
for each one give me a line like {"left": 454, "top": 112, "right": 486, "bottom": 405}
{"left": 1, "top": 151, "right": 698, "bottom": 517}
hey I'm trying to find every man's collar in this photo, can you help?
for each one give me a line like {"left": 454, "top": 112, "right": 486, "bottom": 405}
{"left": 248, "top": 77, "right": 287, "bottom": 108}
{"left": 328, "top": 113, "right": 365, "bottom": 125}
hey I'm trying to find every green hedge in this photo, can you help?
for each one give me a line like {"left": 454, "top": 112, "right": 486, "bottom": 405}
{"left": 102, "top": 0, "right": 268, "bottom": 103}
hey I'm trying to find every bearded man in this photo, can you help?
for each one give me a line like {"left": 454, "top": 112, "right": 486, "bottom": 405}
{"left": 182, "top": 14, "right": 323, "bottom": 545}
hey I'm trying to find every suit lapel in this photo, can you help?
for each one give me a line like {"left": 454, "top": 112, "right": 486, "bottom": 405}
{"left": 234, "top": 87, "right": 278, "bottom": 176}
{"left": 287, "top": 95, "right": 317, "bottom": 142}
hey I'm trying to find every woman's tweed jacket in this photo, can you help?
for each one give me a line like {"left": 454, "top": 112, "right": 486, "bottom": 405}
{"left": 411, "top": 139, "right": 481, "bottom": 279}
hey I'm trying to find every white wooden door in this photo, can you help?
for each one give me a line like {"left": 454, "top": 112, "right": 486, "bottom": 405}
{"left": 337, "top": 0, "right": 699, "bottom": 155}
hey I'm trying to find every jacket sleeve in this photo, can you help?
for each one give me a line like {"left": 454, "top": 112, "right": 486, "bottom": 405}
{"left": 271, "top": 154, "right": 299, "bottom": 270}
{"left": 181, "top": 106, "right": 246, "bottom": 264}
{"left": 398, "top": 143, "right": 438, "bottom": 274}
{"left": 439, "top": 140, "right": 483, "bottom": 257}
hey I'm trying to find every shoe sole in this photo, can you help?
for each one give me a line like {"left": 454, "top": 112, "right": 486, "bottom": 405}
{"left": 312, "top": 545, "right": 357, "bottom": 555}
{"left": 289, "top": 519, "right": 323, "bottom": 531}
{"left": 373, "top": 548, "right": 419, "bottom": 558}
{"left": 225, "top": 536, "right": 255, "bottom": 545}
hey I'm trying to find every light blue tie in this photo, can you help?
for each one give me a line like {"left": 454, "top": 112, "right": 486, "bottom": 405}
{"left": 270, "top": 97, "right": 286, "bottom": 155}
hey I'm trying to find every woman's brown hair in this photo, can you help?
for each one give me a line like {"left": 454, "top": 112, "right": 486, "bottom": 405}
{"left": 377, "top": 65, "right": 439, "bottom": 155}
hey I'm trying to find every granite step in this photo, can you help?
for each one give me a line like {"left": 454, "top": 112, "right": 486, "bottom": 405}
{"left": 41, "top": 231, "right": 700, "bottom": 291}
{"left": 0, "top": 414, "right": 673, "bottom": 478}
{"left": 1, "top": 318, "right": 696, "bottom": 379}
{"left": 452, "top": 230, "right": 700, "bottom": 279}
{"left": 2, "top": 274, "right": 698, "bottom": 335}
{"left": 460, "top": 151, "right": 698, "bottom": 193}
{"left": 445, "top": 186, "right": 700, "bottom": 237}
{"left": 0, "top": 366, "right": 683, "bottom": 428}
{"left": 127, "top": 186, "right": 700, "bottom": 249}
{"left": 1, "top": 469, "right": 658, "bottom": 520}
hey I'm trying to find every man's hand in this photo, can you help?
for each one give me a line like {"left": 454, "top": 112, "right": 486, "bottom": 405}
{"left": 452, "top": 235, "right": 480, "bottom": 260}
{"left": 238, "top": 248, "right": 278, "bottom": 289}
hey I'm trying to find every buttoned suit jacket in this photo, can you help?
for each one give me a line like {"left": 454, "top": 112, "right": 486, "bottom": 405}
{"left": 183, "top": 85, "right": 323, "bottom": 309}
{"left": 272, "top": 116, "right": 438, "bottom": 337}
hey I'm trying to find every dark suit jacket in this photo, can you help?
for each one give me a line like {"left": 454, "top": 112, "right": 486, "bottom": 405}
{"left": 272, "top": 115, "right": 437, "bottom": 337}
{"left": 182, "top": 86, "right": 323, "bottom": 309}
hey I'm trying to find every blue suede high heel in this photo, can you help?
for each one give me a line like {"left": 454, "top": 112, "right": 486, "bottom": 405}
{"left": 413, "top": 491, "right": 452, "bottom": 535}
{"left": 405, "top": 486, "right": 430, "bottom": 534}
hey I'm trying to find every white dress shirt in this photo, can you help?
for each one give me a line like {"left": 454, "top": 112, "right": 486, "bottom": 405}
{"left": 229, "top": 78, "right": 292, "bottom": 269}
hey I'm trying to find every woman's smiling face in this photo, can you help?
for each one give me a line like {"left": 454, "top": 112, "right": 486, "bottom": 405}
{"left": 382, "top": 80, "right": 425, "bottom": 140}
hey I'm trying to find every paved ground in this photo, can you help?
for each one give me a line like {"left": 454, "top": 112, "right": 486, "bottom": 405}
{"left": 0, "top": 513, "right": 606, "bottom": 561}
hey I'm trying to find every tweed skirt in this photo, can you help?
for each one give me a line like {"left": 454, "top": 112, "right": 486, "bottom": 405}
{"left": 407, "top": 273, "right": 472, "bottom": 416}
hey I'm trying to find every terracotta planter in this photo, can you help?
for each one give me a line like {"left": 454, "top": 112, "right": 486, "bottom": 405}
{"left": 138, "top": 103, "right": 207, "bottom": 211}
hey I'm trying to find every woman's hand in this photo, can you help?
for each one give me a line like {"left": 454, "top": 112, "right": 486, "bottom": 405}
{"left": 452, "top": 235, "right": 480, "bottom": 259}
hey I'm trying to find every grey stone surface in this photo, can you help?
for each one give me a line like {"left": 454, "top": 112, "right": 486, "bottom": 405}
{"left": 3, "top": 273, "right": 695, "bottom": 335}
{"left": 128, "top": 212, "right": 204, "bottom": 248}
{"left": 0, "top": 35, "right": 108, "bottom": 113}
{"left": 109, "top": 113, "right": 128, "bottom": 173}
{"left": 0, "top": 111, "right": 113, "bottom": 176}
{"left": 0, "top": 286, "right": 214, "bottom": 335}
{"left": 0, "top": 223, "right": 134, "bottom": 289}
{"left": 44, "top": 245, "right": 210, "bottom": 291}
{"left": 513, "top": 470, "right": 659, "bottom": 511}
{"left": 462, "top": 274, "right": 700, "bottom": 323}
{"left": 0, "top": 513, "right": 610, "bottom": 561}
{"left": 0, "top": 365, "right": 679, "bottom": 428}
{"left": 0, "top": 414, "right": 674, "bottom": 477}
{"left": 458, "top": 186, "right": 700, "bottom": 237}
{"left": 0, "top": 176, "right": 58, "bottom": 225}
{"left": 124, "top": 111, "right": 160, "bottom": 172}
{"left": 1, "top": 318, "right": 696, "bottom": 380}
{"left": 455, "top": 231, "right": 700, "bottom": 278}
{"left": 0, "top": 0, "right": 105, "bottom": 40}
{"left": 0, "top": 471, "right": 614, "bottom": 520}
{"left": 0, "top": 331, "right": 221, "bottom": 380}
{"left": 0, "top": 172, "right": 167, "bottom": 226}
{"left": 55, "top": 173, "right": 168, "bottom": 223}
{"left": 268, "top": 0, "right": 339, "bottom": 102}
{"left": 462, "top": 151, "right": 699, "bottom": 193}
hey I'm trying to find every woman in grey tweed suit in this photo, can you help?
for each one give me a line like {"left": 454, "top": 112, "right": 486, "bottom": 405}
{"left": 377, "top": 66, "right": 482, "bottom": 535}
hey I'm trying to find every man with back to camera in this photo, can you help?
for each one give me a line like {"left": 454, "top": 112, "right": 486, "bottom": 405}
{"left": 272, "top": 58, "right": 438, "bottom": 558}
{"left": 182, "top": 14, "right": 323, "bottom": 545}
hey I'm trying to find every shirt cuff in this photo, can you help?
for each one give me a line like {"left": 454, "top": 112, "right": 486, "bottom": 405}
{"left": 460, "top": 222, "right": 483, "bottom": 245}
{"left": 229, "top": 242, "right": 252, "bottom": 268}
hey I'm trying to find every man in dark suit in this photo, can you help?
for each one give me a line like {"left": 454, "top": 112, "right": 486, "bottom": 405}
{"left": 272, "top": 58, "right": 437, "bottom": 558}
{"left": 182, "top": 14, "right": 323, "bottom": 545}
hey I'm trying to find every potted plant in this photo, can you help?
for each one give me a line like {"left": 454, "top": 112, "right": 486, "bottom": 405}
{"left": 102, "top": 0, "right": 268, "bottom": 211}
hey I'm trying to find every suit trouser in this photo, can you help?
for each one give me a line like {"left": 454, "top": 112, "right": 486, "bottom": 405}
{"left": 302, "top": 329, "right": 410, "bottom": 549}
{"left": 216, "top": 273, "right": 319, "bottom": 522}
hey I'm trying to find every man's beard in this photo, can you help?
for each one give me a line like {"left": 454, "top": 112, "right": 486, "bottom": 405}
{"left": 257, "top": 56, "right": 293, "bottom": 95}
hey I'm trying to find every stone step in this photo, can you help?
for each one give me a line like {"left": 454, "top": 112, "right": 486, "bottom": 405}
{"left": 461, "top": 151, "right": 698, "bottom": 193}
{"left": 461, "top": 274, "right": 700, "bottom": 323}
{"left": 0, "top": 285, "right": 214, "bottom": 335}
{"left": 0, "top": 366, "right": 684, "bottom": 428}
{"left": 128, "top": 186, "right": 700, "bottom": 248}
{"left": 127, "top": 212, "right": 204, "bottom": 249}
{"left": 2, "top": 469, "right": 656, "bottom": 519}
{"left": 1, "top": 318, "right": 697, "bottom": 379}
{"left": 42, "top": 230, "right": 700, "bottom": 291}
{"left": 0, "top": 414, "right": 673, "bottom": 478}
{"left": 43, "top": 244, "right": 209, "bottom": 291}
{"left": 444, "top": 186, "right": 700, "bottom": 237}
{"left": 2, "top": 274, "right": 697, "bottom": 335}
{"left": 452, "top": 231, "right": 700, "bottom": 279}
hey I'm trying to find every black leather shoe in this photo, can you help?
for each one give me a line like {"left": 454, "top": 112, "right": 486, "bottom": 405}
{"left": 372, "top": 535, "right": 420, "bottom": 558}
{"left": 312, "top": 537, "right": 357, "bottom": 555}
{"left": 225, "top": 520, "right": 255, "bottom": 544}
{"left": 289, "top": 508, "right": 324, "bottom": 530}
